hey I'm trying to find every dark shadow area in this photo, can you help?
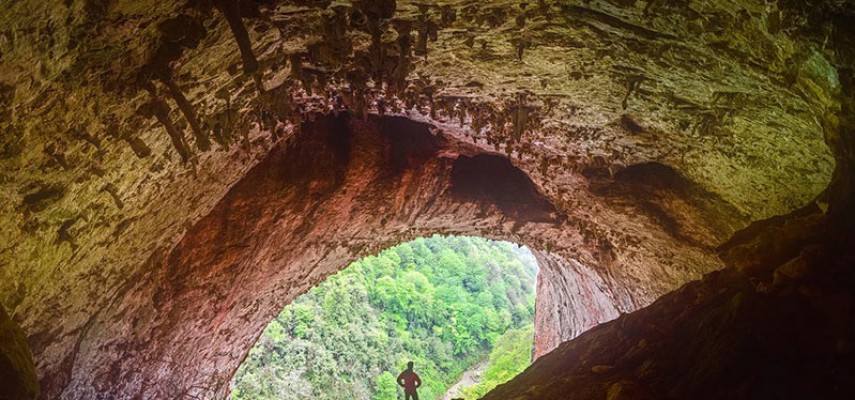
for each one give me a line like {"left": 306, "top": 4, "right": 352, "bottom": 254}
{"left": 586, "top": 162, "right": 747, "bottom": 248}
{"left": 484, "top": 250, "right": 855, "bottom": 400}
{"left": 717, "top": 203, "right": 826, "bottom": 280}
{"left": 275, "top": 114, "right": 353, "bottom": 188}
{"left": 450, "top": 154, "right": 557, "bottom": 222}
{"left": 1, "top": 305, "right": 39, "bottom": 400}
{"left": 376, "top": 116, "right": 446, "bottom": 174}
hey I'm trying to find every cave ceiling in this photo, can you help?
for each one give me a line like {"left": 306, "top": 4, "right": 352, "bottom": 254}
{"left": 0, "top": 0, "right": 849, "bottom": 398}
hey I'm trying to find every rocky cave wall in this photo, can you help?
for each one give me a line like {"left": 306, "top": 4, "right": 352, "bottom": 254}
{"left": 0, "top": 305, "right": 38, "bottom": 400}
{"left": 483, "top": 1, "right": 855, "bottom": 398}
{"left": 48, "top": 114, "right": 726, "bottom": 399}
{"left": 0, "top": 0, "right": 846, "bottom": 399}
{"left": 533, "top": 252, "right": 620, "bottom": 359}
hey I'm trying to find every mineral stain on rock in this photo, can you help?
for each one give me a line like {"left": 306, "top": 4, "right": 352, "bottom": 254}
{"left": 19, "top": 185, "right": 66, "bottom": 213}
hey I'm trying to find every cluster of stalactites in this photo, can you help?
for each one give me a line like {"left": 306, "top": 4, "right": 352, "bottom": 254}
{"left": 120, "top": 0, "right": 554, "bottom": 165}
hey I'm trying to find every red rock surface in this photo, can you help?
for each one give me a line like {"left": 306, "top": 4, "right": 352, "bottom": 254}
{"left": 533, "top": 253, "right": 621, "bottom": 359}
{"left": 0, "top": 0, "right": 852, "bottom": 398}
{"left": 45, "top": 114, "right": 729, "bottom": 399}
{"left": 483, "top": 213, "right": 855, "bottom": 400}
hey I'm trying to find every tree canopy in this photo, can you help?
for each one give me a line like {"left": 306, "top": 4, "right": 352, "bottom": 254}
{"left": 231, "top": 235, "right": 537, "bottom": 400}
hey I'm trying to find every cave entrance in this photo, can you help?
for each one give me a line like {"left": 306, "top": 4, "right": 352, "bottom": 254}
{"left": 230, "top": 235, "right": 539, "bottom": 400}
{"left": 68, "top": 113, "right": 645, "bottom": 400}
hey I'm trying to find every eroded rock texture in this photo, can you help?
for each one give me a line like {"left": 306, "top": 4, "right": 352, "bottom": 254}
{"left": 0, "top": 0, "right": 850, "bottom": 398}
{"left": 482, "top": 1, "right": 855, "bottom": 397}
{"left": 533, "top": 253, "right": 621, "bottom": 359}
{"left": 49, "top": 114, "right": 712, "bottom": 399}
{"left": 483, "top": 208, "right": 855, "bottom": 400}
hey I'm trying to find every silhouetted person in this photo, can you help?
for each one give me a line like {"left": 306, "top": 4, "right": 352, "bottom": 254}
{"left": 397, "top": 361, "right": 422, "bottom": 400}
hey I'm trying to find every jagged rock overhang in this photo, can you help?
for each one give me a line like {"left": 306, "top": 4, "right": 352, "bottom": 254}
{"left": 1, "top": 0, "right": 847, "bottom": 398}
{"left": 40, "top": 113, "right": 654, "bottom": 399}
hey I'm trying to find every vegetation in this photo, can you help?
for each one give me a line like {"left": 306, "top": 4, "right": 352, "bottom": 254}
{"left": 231, "top": 235, "right": 537, "bottom": 400}
{"left": 461, "top": 324, "right": 534, "bottom": 399}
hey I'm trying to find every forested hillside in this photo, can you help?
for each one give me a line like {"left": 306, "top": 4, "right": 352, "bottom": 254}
{"left": 231, "top": 236, "right": 537, "bottom": 400}
{"left": 459, "top": 324, "right": 534, "bottom": 399}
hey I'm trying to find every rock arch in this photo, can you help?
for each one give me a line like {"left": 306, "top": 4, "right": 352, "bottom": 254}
{"left": 2, "top": 1, "right": 849, "bottom": 399}
{"left": 42, "top": 114, "right": 718, "bottom": 399}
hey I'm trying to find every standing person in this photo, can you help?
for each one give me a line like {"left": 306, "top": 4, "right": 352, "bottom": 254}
{"left": 397, "top": 361, "right": 422, "bottom": 400}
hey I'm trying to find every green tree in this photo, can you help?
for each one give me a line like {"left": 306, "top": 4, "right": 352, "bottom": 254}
{"left": 461, "top": 324, "right": 535, "bottom": 399}
{"left": 374, "top": 371, "right": 397, "bottom": 400}
{"left": 232, "top": 235, "right": 538, "bottom": 400}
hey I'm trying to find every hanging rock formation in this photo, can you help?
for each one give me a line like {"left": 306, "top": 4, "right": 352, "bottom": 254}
{"left": 0, "top": 0, "right": 852, "bottom": 399}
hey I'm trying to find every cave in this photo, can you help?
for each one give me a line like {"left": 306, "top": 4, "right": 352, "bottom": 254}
{"left": 1, "top": 1, "right": 854, "bottom": 399}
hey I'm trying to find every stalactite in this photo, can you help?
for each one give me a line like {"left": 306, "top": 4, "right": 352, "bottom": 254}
{"left": 390, "top": 18, "right": 414, "bottom": 97}
{"left": 214, "top": 0, "right": 259, "bottom": 75}
{"left": 101, "top": 183, "right": 124, "bottom": 210}
{"left": 622, "top": 75, "right": 643, "bottom": 110}
{"left": 415, "top": 4, "right": 430, "bottom": 57}
{"left": 510, "top": 93, "right": 533, "bottom": 142}
{"left": 211, "top": 87, "right": 236, "bottom": 150}
{"left": 136, "top": 94, "right": 192, "bottom": 163}
{"left": 161, "top": 77, "right": 211, "bottom": 151}
{"left": 123, "top": 135, "right": 152, "bottom": 158}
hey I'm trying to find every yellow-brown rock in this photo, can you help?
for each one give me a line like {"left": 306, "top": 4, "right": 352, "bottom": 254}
{"left": 0, "top": 0, "right": 853, "bottom": 398}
